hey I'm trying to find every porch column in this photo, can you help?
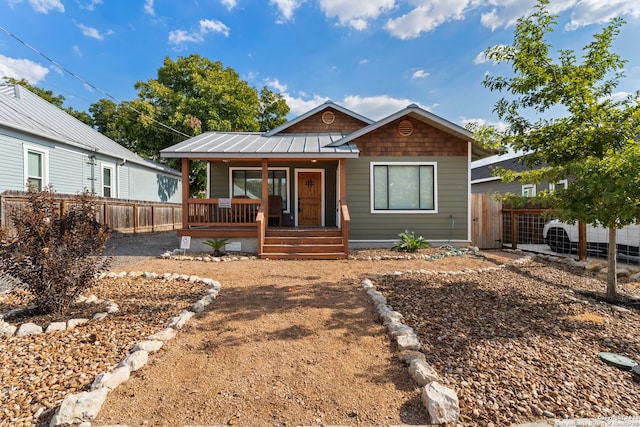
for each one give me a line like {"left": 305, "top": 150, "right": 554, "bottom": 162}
{"left": 261, "top": 158, "right": 269, "bottom": 212}
{"left": 339, "top": 158, "right": 347, "bottom": 203}
{"left": 181, "top": 158, "right": 189, "bottom": 228}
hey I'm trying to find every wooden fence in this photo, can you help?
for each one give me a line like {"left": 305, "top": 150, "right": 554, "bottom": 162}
{"left": 0, "top": 191, "right": 182, "bottom": 234}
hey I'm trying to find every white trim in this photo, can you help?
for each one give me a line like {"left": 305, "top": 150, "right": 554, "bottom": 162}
{"left": 467, "top": 142, "right": 471, "bottom": 243}
{"left": 295, "top": 168, "right": 325, "bottom": 227}
{"left": 101, "top": 162, "right": 116, "bottom": 198}
{"left": 336, "top": 167, "right": 340, "bottom": 228}
{"left": 369, "top": 161, "right": 438, "bottom": 214}
{"left": 23, "top": 144, "right": 49, "bottom": 190}
{"left": 549, "top": 179, "right": 568, "bottom": 192}
{"left": 522, "top": 184, "right": 537, "bottom": 197}
{"left": 228, "top": 166, "right": 290, "bottom": 213}
{"left": 206, "top": 162, "right": 211, "bottom": 198}
{"left": 471, "top": 176, "right": 501, "bottom": 185}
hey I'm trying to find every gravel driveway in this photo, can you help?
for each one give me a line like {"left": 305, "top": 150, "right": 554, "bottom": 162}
{"left": 105, "top": 231, "right": 181, "bottom": 268}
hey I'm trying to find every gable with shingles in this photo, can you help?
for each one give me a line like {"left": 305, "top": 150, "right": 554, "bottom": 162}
{"left": 278, "top": 107, "right": 370, "bottom": 134}
{"left": 352, "top": 116, "right": 469, "bottom": 157}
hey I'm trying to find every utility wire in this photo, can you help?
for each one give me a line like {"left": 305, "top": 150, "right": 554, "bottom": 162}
{"left": 0, "top": 25, "right": 191, "bottom": 139}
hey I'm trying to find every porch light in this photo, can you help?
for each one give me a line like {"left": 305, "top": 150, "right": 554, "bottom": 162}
{"left": 311, "top": 159, "right": 317, "bottom": 163}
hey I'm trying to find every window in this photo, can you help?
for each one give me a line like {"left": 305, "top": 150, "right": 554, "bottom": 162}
{"left": 102, "top": 164, "right": 114, "bottom": 198}
{"left": 24, "top": 146, "right": 48, "bottom": 191}
{"left": 522, "top": 184, "right": 537, "bottom": 197}
{"left": 230, "top": 168, "right": 289, "bottom": 212}
{"left": 549, "top": 180, "right": 568, "bottom": 192}
{"left": 371, "top": 162, "right": 437, "bottom": 213}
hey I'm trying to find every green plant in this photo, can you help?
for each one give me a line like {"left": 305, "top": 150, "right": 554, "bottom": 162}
{"left": 203, "top": 238, "right": 230, "bottom": 257}
{"left": 0, "top": 187, "right": 110, "bottom": 316}
{"left": 392, "top": 230, "right": 431, "bottom": 253}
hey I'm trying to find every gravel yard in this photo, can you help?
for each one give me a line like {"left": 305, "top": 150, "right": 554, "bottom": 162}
{"left": 0, "top": 238, "right": 639, "bottom": 426}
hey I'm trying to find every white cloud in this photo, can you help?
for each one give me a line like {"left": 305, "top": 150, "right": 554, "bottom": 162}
{"left": 221, "top": 0, "right": 237, "bottom": 10}
{"left": 265, "top": 78, "right": 288, "bottom": 93}
{"left": 285, "top": 93, "right": 331, "bottom": 116}
{"left": 566, "top": 0, "right": 640, "bottom": 30}
{"left": 359, "top": 59, "right": 369, "bottom": 65}
{"left": 9, "top": 0, "right": 64, "bottom": 13}
{"left": 320, "top": 0, "right": 395, "bottom": 30}
{"left": 412, "top": 69, "right": 429, "bottom": 79}
{"left": 200, "top": 19, "right": 231, "bottom": 37}
{"left": 144, "top": 0, "right": 155, "bottom": 16}
{"left": 0, "top": 54, "right": 49, "bottom": 83}
{"left": 473, "top": 44, "right": 509, "bottom": 64}
{"left": 80, "top": 0, "right": 102, "bottom": 11}
{"left": 341, "top": 94, "right": 430, "bottom": 120}
{"left": 270, "top": 0, "right": 303, "bottom": 22}
{"left": 461, "top": 117, "right": 509, "bottom": 132}
{"left": 169, "top": 19, "right": 231, "bottom": 46}
{"left": 386, "top": 0, "right": 478, "bottom": 39}
{"left": 480, "top": 0, "right": 578, "bottom": 31}
{"left": 72, "top": 45, "right": 82, "bottom": 56}
{"left": 76, "top": 23, "right": 113, "bottom": 40}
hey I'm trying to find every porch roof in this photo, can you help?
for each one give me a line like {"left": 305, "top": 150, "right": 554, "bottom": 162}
{"left": 160, "top": 132, "right": 360, "bottom": 159}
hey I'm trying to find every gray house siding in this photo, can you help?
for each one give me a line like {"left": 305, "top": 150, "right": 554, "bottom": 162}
{"left": 346, "top": 155, "right": 469, "bottom": 242}
{"left": 127, "top": 163, "right": 181, "bottom": 203}
{"left": 0, "top": 131, "right": 28, "bottom": 191}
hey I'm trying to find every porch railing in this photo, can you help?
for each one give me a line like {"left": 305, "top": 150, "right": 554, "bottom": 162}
{"left": 186, "top": 198, "right": 261, "bottom": 227}
{"left": 256, "top": 206, "right": 266, "bottom": 255}
{"left": 340, "top": 201, "right": 350, "bottom": 255}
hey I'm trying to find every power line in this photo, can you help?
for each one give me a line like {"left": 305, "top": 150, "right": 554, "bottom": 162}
{"left": 0, "top": 25, "right": 191, "bottom": 139}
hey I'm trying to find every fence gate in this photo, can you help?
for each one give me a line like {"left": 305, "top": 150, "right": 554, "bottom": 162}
{"left": 471, "top": 194, "right": 502, "bottom": 249}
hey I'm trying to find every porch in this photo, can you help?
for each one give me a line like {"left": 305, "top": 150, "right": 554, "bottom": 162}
{"left": 178, "top": 182, "right": 350, "bottom": 259}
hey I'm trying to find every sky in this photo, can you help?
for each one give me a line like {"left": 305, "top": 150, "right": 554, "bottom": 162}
{"left": 1, "top": 0, "right": 639, "bottom": 131}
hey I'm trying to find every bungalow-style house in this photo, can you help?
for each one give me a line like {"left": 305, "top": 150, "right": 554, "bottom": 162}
{"left": 161, "top": 101, "right": 492, "bottom": 259}
{"left": 0, "top": 84, "right": 181, "bottom": 203}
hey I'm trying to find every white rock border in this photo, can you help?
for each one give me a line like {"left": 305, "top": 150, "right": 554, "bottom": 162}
{"left": 362, "top": 255, "right": 534, "bottom": 425}
{"left": 47, "top": 272, "right": 222, "bottom": 427}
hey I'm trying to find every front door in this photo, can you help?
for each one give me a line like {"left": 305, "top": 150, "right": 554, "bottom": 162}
{"left": 297, "top": 171, "right": 323, "bottom": 226}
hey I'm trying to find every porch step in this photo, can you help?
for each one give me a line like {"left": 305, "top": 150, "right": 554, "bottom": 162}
{"left": 262, "top": 243, "right": 345, "bottom": 253}
{"left": 260, "top": 229, "right": 346, "bottom": 260}
{"left": 260, "top": 252, "right": 348, "bottom": 260}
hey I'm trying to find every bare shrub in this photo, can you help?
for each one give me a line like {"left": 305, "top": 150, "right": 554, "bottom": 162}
{"left": 0, "top": 187, "right": 110, "bottom": 316}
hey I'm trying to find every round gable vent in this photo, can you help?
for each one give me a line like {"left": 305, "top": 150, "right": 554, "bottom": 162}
{"left": 322, "top": 111, "right": 335, "bottom": 124}
{"left": 398, "top": 119, "right": 414, "bottom": 136}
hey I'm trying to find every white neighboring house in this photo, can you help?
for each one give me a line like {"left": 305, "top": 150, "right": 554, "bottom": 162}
{"left": 0, "top": 84, "right": 182, "bottom": 202}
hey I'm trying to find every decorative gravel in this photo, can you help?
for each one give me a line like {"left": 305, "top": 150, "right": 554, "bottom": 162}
{"left": 373, "top": 258, "right": 640, "bottom": 426}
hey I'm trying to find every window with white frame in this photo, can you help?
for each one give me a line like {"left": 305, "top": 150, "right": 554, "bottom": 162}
{"left": 371, "top": 162, "right": 437, "bottom": 213}
{"left": 102, "top": 164, "right": 114, "bottom": 198}
{"left": 24, "top": 146, "right": 48, "bottom": 191}
{"left": 230, "top": 167, "right": 289, "bottom": 212}
{"left": 549, "top": 179, "right": 568, "bottom": 192}
{"left": 522, "top": 184, "right": 536, "bottom": 197}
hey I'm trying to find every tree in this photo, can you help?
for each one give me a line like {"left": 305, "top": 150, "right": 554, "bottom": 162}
{"left": 3, "top": 77, "right": 94, "bottom": 126}
{"left": 89, "top": 54, "right": 289, "bottom": 196}
{"left": 478, "top": 0, "right": 640, "bottom": 300}
{"left": 0, "top": 187, "right": 110, "bottom": 316}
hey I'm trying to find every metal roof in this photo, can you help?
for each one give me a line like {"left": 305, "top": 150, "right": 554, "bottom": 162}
{"left": 0, "top": 84, "right": 180, "bottom": 176}
{"left": 160, "top": 131, "right": 360, "bottom": 159}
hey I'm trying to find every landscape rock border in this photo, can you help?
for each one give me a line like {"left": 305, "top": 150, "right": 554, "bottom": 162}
{"left": 47, "top": 272, "right": 222, "bottom": 427}
{"left": 361, "top": 253, "right": 535, "bottom": 425}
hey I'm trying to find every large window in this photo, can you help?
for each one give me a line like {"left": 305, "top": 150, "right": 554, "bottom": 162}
{"left": 24, "top": 146, "right": 48, "bottom": 191}
{"left": 230, "top": 168, "right": 289, "bottom": 212}
{"left": 102, "top": 164, "right": 114, "bottom": 197}
{"left": 371, "top": 162, "right": 437, "bottom": 213}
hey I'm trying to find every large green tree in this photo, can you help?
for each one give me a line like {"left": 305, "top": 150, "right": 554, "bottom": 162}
{"left": 478, "top": 0, "right": 640, "bottom": 300}
{"left": 90, "top": 54, "right": 289, "bottom": 196}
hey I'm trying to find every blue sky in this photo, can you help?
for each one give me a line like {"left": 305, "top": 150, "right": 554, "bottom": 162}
{"left": 1, "top": 0, "right": 639, "bottom": 130}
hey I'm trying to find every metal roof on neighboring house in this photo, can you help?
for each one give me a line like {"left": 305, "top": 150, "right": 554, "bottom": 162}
{"left": 160, "top": 131, "right": 360, "bottom": 159}
{"left": 0, "top": 84, "right": 180, "bottom": 176}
